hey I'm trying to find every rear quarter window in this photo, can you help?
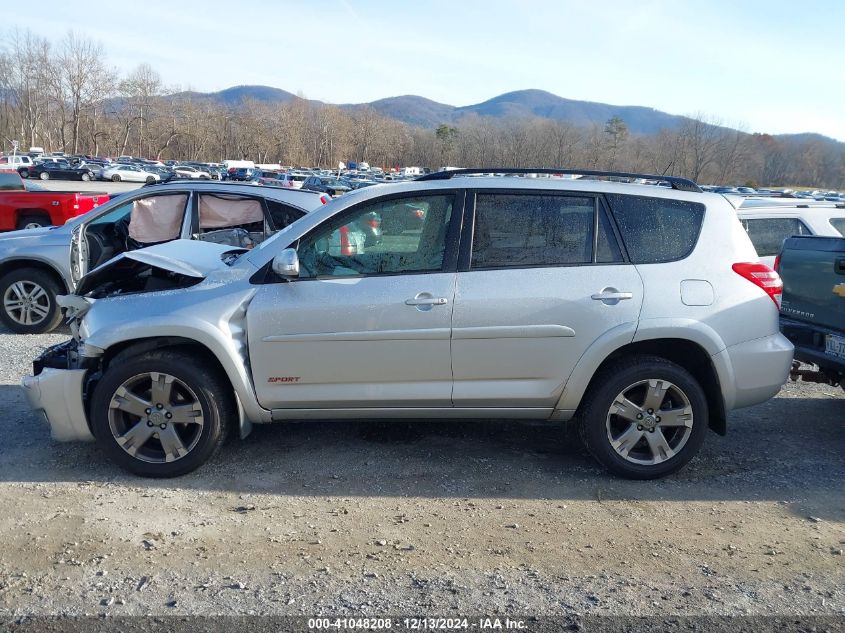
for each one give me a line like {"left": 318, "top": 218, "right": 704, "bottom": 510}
{"left": 740, "top": 217, "right": 812, "bottom": 257}
{"left": 830, "top": 217, "right": 845, "bottom": 236}
{"left": 605, "top": 193, "right": 705, "bottom": 264}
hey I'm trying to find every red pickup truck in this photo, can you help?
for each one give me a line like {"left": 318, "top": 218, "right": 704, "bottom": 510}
{"left": 0, "top": 170, "right": 108, "bottom": 230}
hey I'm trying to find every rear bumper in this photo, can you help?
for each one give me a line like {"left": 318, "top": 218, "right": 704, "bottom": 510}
{"left": 715, "top": 332, "right": 794, "bottom": 410}
{"left": 22, "top": 366, "right": 93, "bottom": 442}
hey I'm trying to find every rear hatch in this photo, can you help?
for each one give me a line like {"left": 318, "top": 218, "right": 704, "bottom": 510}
{"left": 779, "top": 235, "right": 845, "bottom": 331}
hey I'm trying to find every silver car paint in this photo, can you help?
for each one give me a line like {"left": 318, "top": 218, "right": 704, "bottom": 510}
{"left": 25, "top": 176, "right": 794, "bottom": 442}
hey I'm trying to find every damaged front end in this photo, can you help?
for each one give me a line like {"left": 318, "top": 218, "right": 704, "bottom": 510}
{"left": 26, "top": 240, "right": 249, "bottom": 442}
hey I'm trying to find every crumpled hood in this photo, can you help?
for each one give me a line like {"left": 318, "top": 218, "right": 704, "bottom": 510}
{"left": 76, "top": 239, "right": 247, "bottom": 297}
{"left": 98, "top": 239, "right": 242, "bottom": 278}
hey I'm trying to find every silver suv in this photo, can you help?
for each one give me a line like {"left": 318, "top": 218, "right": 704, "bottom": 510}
{"left": 0, "top": 181, "right": 328, "bottom": 334}
{"left": 23, "top": 169, "right": 794, "bottom": 479}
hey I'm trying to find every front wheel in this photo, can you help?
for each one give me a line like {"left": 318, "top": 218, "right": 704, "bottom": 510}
{"left": 90, "top": 350, "right": 234, "bottom": 477}
{"left": 111, "top": 174, "right": 121, "bottom": 182}
{"left": 145, "top": 176, "right": 156, "bottom": 184}
{"left": 81, "top": 172, "right": 90, "bottom": 181}
{"left": 39, "top": 171, "right": 50, "bottom": 180}
{"left": 19, "top": 169, "right": 29, "bottom": 179}
{"left": 577, "top": 355, "right": 708, "bottom": 479}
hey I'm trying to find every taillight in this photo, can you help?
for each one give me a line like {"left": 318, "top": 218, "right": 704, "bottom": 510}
{"left": 732, "top": 262, "right": 783, "bottom": 308}
{"left": 773, "top": 255, "right": 780, "bottom": 272}
{"left": 366, "top": 218, "right": 380, "bottom": 229}
{"left": 320, "top": 195, "right": 329, "bottom": 205}
{"left": 414, "top": 208, "right": 425, "bottom": 219}
{"left": 339, "top": 225, "right": 353, "bottom": 255}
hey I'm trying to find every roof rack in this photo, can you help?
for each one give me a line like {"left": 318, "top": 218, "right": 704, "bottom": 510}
{"left": 416, "top": 168, "right": 702, "bottom": 192}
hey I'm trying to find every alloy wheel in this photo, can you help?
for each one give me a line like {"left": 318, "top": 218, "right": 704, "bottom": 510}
{"left": 2, "top": 280, "right": 51, "bottom": 326}
{"left": 108, "top": 372, "right": 205, "bottom": 464}
{"left": 605, "top": 378, "right": 694, "bottom": 465}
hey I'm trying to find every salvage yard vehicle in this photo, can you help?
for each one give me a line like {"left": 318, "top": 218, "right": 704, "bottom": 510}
{"left": 99, "top": 164, "right": 160, "bottom": 183}
{"left": 23, "top": 168, "right": 794, "bottom": 480}
{"left": 734, "top": 202, "right": 845, "bottom": 267}
{"left": 0, "top": 170, "right": 107, "bottom": 232}
{"left": 28, "top": 159, "right": 96, "bottom": 182}
{"left": 0, "top": 181, "right": 327, "bottom": 333}
{"left": 778, "top": 235, "right": 845, "bottom": 390}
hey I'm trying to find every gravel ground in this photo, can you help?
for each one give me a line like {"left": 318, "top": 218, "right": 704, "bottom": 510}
{"left": 0, "top": 326, "right": 843, "bottom": 622}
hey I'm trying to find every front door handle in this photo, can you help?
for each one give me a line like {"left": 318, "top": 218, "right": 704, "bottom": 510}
{"left": 405, "top": 292, "right": 449, "bottom": 312}
{"left": 591, "top": 288, "right": 633, "bottom": 305}
{"left": 405, "top": 297, "right": 448, "bottom": 306}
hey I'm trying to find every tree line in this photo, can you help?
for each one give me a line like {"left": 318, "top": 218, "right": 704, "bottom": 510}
{"left": 2, "top": 29, "right": 844, "bottom": 188}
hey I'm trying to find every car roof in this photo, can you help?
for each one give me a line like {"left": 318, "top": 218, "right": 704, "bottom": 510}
{"left": 141, "top": 180, "right": 326, "bottom": 207}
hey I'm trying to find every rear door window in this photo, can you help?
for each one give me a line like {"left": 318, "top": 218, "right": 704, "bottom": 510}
{"left": 470, "top": 193, "right": 622, "bottom": 269}
{"left": 740, "top": 217, "right": 812, "bottom": 257}
{"left": 197, "top": 194, "right": 267, "bottom": 247}
{"left": 605, "top": 194, "right": 705, "bottom": 263}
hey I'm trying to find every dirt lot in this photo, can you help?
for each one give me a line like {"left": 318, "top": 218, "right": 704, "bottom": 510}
{"left": 0, "top": 326, "right": 843, "bottom": 622}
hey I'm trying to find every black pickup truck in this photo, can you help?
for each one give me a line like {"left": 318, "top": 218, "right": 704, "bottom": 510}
{"left": 778, "top": 235, "right": 845, "bottom": 389}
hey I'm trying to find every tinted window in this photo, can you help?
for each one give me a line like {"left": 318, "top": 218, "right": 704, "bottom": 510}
{"left": 740, "top": 217, "right": 812, "bottom": 256}
{"left": 297, "top": 194, "right": 453, "bottom": 278}
{"left": 605, "top": 194, "right": 705, "bottom": 263}
{"left": 471, "top": 194, "right": 601, "bottom": 268}
{"left": 830, "top": 217, "right": 845, "bottom": 235}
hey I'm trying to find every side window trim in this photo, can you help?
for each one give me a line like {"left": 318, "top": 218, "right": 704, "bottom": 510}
{"left": 598, "top": 196, "right": 631, "bottom": 263}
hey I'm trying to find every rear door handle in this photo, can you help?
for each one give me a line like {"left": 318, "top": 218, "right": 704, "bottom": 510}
{"left": 591, "top": 288, "right": 633, "bottom": 305}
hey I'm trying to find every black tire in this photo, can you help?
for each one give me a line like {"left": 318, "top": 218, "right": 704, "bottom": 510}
{"left": 111, "top": 174, "right": 121, "bottom": 182}
{"left": 90, "top": 349, "right": 234, "bottom": 477}
{"left": 39, "top": 171, "right": 50, "bottom": 180}
{"left": 16, "top": 214, "right": 51, "bottom": 230}
{"left": 145, "top": 176, "right": 156, "bottom": 184}
{"left": 0, "top": 267, "right": 63, "bottom": 334}
{"left": 577, "top": 355, "right": 709, "bottom": 479}
{"left": 19, "top": 169, "right": 29, "bottom": 179}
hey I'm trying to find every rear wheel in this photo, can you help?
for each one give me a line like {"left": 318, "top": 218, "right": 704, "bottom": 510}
{"left": 90, "top": 350, "right": 234, "bottom": 477}
{"left": 81, "top": 172, "right": 90, "bottom": 181}
{"left": 111, "top": 174, "right": 121, "bottom": 182}
{"left": 19, "top": 169, "right": 29, "bottom": 179}
{"left": 0, "top": 268, "right": 63, "bottom": 334}
{"left": 145, "top": 176, "right": 156, "bottom": 184}
{"left": 39, "top": 171, "right": 50, "bottom": 180}
{"left": 577, "top": 355, "right": 708, "bottom": 479}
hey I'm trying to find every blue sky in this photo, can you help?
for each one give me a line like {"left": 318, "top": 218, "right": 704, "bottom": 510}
{"left": 7, "top": 0, "right": 845, "bottom": 139}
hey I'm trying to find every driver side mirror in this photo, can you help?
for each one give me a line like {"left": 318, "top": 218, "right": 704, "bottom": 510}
{"left": 272, "top": 248, "right": 300, "bottom": 278}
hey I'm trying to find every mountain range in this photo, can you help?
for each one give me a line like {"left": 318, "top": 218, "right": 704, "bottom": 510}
{"left": 170, "top": 85, "right": 837, "bottom": 142}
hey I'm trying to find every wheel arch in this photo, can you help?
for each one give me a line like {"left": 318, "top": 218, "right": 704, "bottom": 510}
{"left": 90, "top": 335, "right": 262, "bottom": 438}
{"left": 571, "top": 338, "right": 727, "bottom": 435}
{"left": 0, "top": 258, "right": 69, "bottom": 294}
{"left": 14, "top": 209, "right": 52, "bottom": 228}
